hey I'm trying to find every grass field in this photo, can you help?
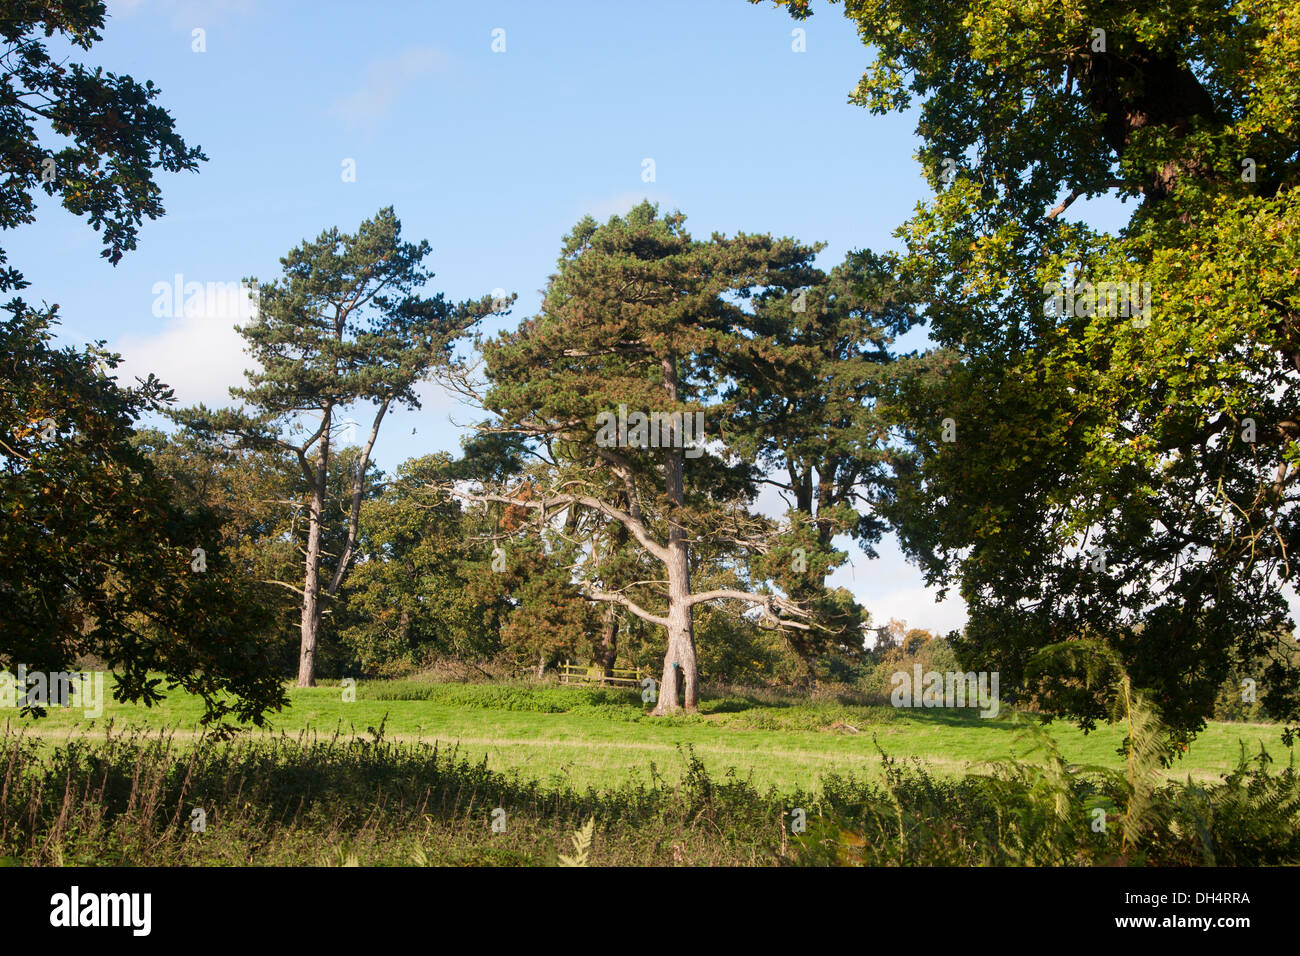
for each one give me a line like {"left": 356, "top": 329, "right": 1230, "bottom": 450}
{"left": 5, "top": 677, "right": 1288, "bottom": 794}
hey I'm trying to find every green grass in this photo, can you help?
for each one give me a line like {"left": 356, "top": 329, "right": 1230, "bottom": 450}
{"left": 5, "top": 677, "right": 1287, "bottom": 794}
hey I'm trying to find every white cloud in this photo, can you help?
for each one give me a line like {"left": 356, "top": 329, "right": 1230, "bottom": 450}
{"left": 330, "top": 47, "right": 447, "bottom": 128}
{"left": 112, "top": 308, "right": 256, "bottom": 408}
{"left": 854, "top": 582, "right": 968, "bottom": 636}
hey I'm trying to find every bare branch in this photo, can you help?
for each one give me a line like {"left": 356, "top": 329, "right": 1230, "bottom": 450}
{"left": 584, "top": 588, "right": 669, "bottom": 627}
{"left": 1044, "top": 189, "right": 1080, "bottom": 221}
{"left": 261, "top": 579, "right": 308, "bottom": 598}
{"left": 686, "top": 588, "right": 813, "bottom": 630}
{"left": 446, "top": 485, "right": 670, "bottom": 563}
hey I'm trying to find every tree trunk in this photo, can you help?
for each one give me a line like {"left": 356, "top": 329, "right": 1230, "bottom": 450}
{"left": 653, "top": 576, "right": 698, "bottom": 714}
{"left": 296, "top": 412, "right": 332, "bottom": 687}
{"left": 296, "top": 483, "right": 324, "bottom": 687}
{"left": 652, "top": 351, "right": 698, "bottom": 714}
{"left": 594, "top": 493, "right": 630, "bottom": 682}
{"left": 596, "top": 605, "right": 618, "bottom": 680}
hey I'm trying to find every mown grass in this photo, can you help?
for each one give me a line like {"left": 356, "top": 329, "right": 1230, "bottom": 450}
{"left": 5, "top": 678, "right": 1288, "bottom": 794}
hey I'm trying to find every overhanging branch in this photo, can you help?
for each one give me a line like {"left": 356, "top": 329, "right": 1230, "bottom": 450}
{"left": 444, "top": 486, "right": 670, "bottom": 563}
{"left": 584, "top": 588, "right": 669, "bottom": 627}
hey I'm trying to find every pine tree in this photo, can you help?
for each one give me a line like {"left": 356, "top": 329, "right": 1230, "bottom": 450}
{"left": 447, "top": 201, "right": 823, "bottom": 713}
{"left": 186, "top": 208, "right": 502, "bottom": 686}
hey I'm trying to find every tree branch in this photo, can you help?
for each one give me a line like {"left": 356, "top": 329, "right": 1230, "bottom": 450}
{"left": 326, "top": 395, "right": 391, "bottom": 595}
{"left": 686, "top": 588, "right": 812, "bottom": 629}
{"left": 1044, "top": 189, "right": 1081, "bottom": 221}
{"left": 584, "top": 588, "right": 669, "bottom": 627}
{"left": 445, "top": 486, "right": 671, "bottom": 563}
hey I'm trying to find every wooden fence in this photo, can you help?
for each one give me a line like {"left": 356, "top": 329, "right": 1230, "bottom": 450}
{"left": 557, "top": 660, "right": 645, "bottom": 688}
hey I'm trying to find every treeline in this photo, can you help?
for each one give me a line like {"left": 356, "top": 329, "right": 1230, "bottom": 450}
{"left": 127, "top": 432, "right": 865, "bottom": 687}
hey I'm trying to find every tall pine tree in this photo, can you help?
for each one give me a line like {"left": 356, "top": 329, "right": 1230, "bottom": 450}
{"left": 184, "top": 208, "right": 502, "bottom": 685}
{"left": 448, "top": 202, "right": 823, "bottom": 712}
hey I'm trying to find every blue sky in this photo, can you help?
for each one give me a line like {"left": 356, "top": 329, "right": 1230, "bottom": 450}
{"left": 9, "top": 0, "right": 1139, "bottom": 635}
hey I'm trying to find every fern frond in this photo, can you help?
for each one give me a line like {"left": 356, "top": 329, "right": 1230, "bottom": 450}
{"left": 558, "top": 817, "right": 595, "bottom": 867}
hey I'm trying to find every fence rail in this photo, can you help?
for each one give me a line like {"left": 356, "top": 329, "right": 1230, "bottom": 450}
{"left": 557, "top": 660, "right": 645, "bottom": 688}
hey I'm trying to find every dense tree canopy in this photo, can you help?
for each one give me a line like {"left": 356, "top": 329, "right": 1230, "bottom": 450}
{"left": 0, "top": 303, "right": 286, "bottom": 725}
{"left": 0, "top": 0, "right": 205, "bottom": 291}
{"left": 334, "top": 454, "right": 510, "bottom": 671}
{"left": 0, "top": 1, "right": 287, "bottom": 726}
{"left": 763, "top": 0, "right": 1300, "bottom": 738}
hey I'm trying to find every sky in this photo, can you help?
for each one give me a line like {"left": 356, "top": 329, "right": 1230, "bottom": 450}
{"left": 9, "top": 0, "right": 1142, "bottom": 636}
